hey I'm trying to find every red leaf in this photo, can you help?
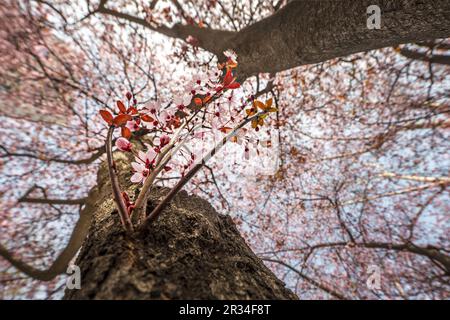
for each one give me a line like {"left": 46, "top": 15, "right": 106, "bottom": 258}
{"left": 223, "top": 69, "right": 233, "bottom": 86}
{"left": 121, "top": 126, "right": 132, "bottom": 139}
{"left": 99, "top": 110, "right": 113, "bottom": 125}
{"left": 226, "top": 82, "right": 240, "bottom": 89}
{"left": 113, "top": 114, "right": 132, "bottom": 126}
{"left": 140, "top": 114, "right": 154, "bottom": 122}
{"left": 117, "top": 100, "right": 126, "bottom": 113}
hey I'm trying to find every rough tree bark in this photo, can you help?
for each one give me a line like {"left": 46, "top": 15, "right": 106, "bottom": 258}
{"left": 63, "top": 154, "right": 297, "bottom": 299}
{"left": 98, "top": 0, "right": 450, "bottom": 80}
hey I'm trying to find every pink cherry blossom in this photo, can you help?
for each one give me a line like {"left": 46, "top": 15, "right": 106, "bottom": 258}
{"left": 193, "top": 131, "right": 206, "bottom": 139}
{"left": 207, "top": 68, "right": 221, "bottom": 83}
{"left": 244, "top": 146, "right": 251, "bottom": 160}
{"left": 115, "top": 137, "right": 132, "bottom": 152}
{"left": 144, "top": 101, "right": 160, "bottom": 115}
{"left": 130, "top": 162, "right": 149, "bottom": 184}
{"left": 174, "top": 93, "right": 192, "bottom": 109}
{"left": 232, "top": 128, "right": 246, "bottom": 145}
{"left": 184, "top": 80, "right": 207, "bottom": 98}
{"left": 159, "top": 109, "right": 175, "bottom": 127}
{"left": 130, "top": 148, "right": 158, "bottom": 184}
{"left": 158, "top": 134, "right": 170, "bottom": 147}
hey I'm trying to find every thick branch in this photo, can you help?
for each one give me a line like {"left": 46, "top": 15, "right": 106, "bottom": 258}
{"left": 96, "top": 4, "right": 234, "bottom": 57}
{"left": 232, "top": 0, "right": 450, "bottom": 78}
{"left": 400, "top": 48, "right": 450, "bottom": 65}
{"left": 97, "top": 0, "right": 450, "bottom": 80}
{"left": 264, "top": 241, "right": 450, "bottom": 274}
{"left": 19, "top": 197, "right": 86, "bottom": 205}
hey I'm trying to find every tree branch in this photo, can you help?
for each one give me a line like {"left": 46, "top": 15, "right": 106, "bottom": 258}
{"left": 96, "top": 0, "right": 450, "bottom": 80}
{"left": 96, "top": 4, "right": 234, "bottom": 57}
{"left": 0, "top": 145, "right": 105, "bottom": 165}
{"left": 105, "top": 126, "right": 133, "bottom": 233}
{"left": 19, "top": 197, "right": 86, "bottom": 206}
{"left": 262, "top": 258, "right": 349, "bottom": 300}
{"left": 399, "top": 48, "right": 450, "bottom": 65}
{"left": 0, "top": 188, "right": 97, "bottom": 281}
{"left": 263, "top": 241, "right": 450, "bottom": 274}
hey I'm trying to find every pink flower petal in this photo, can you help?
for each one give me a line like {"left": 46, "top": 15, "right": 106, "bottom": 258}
{"left": 137, "top": 151, "right": 147, "bottom": 163}
{"left": 182, "top": 94, "right": 191, "bottom": 106}
{"left": 131, "top": 162, "right": 145, "bottom": 172}
{"left": 130, "top": 172, "right": 143, "bottom": 183}
{"left": 146, "top": 148, "right": 157, "bottom": 162}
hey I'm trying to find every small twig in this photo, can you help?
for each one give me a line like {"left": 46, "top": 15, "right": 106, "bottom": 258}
{"left": 262, "top": 258, "right": 348, "bottom": 300}
{"left": 106, "top": 126, "right": 134, "bottom": 233}
{"left": 204, "top": 165, "right": 230, "bottom": 209}
{"left": 19, "top": 197, "right": 86, "bottom": 205}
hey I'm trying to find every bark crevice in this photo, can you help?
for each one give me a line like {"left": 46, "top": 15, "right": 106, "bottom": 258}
{"left": 64, "top": 177, "right": 297, "bottom": 299}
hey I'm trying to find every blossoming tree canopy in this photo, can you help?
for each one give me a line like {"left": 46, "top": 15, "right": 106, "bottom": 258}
{"left": 0, "top": 0, "right": 449, "bottom": 300}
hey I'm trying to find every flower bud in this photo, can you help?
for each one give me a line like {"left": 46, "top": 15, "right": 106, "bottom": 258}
{"left": 116, "top": 137, "right": 132, "bottom": 152}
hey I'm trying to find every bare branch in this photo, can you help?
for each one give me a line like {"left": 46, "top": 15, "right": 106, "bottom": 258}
{"left": 0, "top": 188, "right": 97, "bottom": 281}
{"left": 0, "top": 145, "right": 105, "bottom": 165}
{"left": 263, "top": 258, "right": 349, "bottom": 300}
{"left": 379, "top": 172, "right": 450, "bottom": 184}
{"left": 262, "top": 242, "right": 450, "bottom": 274}
{"left": 399, "top": 48, "right": 450, "bottom": 65}
{"left": 19, "top": 197, "right": 86, "bottom": 206}
{"left": 105, "top": 126, "right": 133, "bottom": 233}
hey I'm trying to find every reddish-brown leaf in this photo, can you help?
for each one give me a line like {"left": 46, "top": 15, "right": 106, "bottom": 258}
{"left": 117, "top": 100, "right": 126, "bottom": 113}
{"left": 227, "top": 82, "right": 240, "bottom": 89}
{"left": 121, "top": 126, "right": 132, "bottom": 139}
{"left": 223, "top": 69, "right": 233, "bottom": 86}
{"left": 140, "top": 114, "right": 154, "bottom": 122}
{"left": 99, "top": 110, "right": 113, "bottom": 125}
{"left": 113, "top": 114, "right": 132, "bottom": 126}
{"left": 253, "top": 100, "right": 266, "bottom": 110}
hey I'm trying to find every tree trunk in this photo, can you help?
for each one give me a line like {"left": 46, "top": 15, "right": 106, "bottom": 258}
{"left": 232, "top": 0, "right": 450, "bottom": 79}
{"left": 98, "top": 0, "right": 450, "bottom": 81}
{"left": 63, "top": 155, "right": 296, "bottom": 300}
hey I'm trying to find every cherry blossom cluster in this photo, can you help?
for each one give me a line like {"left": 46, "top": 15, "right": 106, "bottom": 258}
{"left": 98, "top": 51, "right": 277, "bottom": 231}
